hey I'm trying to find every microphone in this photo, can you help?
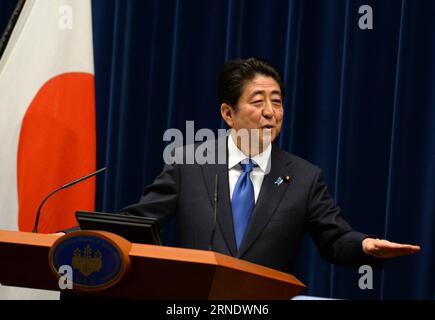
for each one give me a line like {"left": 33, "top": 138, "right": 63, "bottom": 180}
{"left": 32, "top": 167, "right": 107, "bottom": 233}
{"left": 208, "top": 174, "right": 219, "bottom": 250}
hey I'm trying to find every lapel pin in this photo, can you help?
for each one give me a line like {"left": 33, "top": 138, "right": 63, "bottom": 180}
{"left": 274, "top": 177, "right": 284, "bottom": 186}
{"left": 274, "top": 175, "right": 292, "bottom": 186}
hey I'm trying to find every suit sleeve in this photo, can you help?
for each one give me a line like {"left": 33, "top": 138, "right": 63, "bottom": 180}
{"left": 307, "top": 168, "right": 384, "bottom": 268}
{"left": 119, "top": 163, "right": 179, "bottom": 224}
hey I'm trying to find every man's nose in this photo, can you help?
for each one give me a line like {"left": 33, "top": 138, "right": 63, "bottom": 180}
{"left": 262, "top": 101, "right": 274, "bottom": 118}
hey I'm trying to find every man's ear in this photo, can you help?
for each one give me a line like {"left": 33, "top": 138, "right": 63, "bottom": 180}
{"left": 220, "top": 103, "right": 234, "bottom": 128}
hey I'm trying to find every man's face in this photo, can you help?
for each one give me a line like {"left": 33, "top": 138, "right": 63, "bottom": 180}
{"left": 221, "top": 75, "right": 284, "bottom": 153}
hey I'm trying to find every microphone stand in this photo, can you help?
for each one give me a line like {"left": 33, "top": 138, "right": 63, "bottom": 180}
{"left": 32, "top": 167, "right": 106, "bottom": 233}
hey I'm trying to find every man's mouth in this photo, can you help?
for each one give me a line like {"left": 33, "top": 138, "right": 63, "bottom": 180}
{"left": 262, "top": 125, "right": 274, "bottom": 129}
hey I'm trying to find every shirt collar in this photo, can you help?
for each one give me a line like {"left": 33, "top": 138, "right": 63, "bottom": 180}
{"left": 227, "top": 132, "right": 272, "bottom": 173}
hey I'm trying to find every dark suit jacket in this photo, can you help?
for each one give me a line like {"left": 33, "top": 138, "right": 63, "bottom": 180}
{"left": 122, "top": 138, "right": 382, "bottom": 273}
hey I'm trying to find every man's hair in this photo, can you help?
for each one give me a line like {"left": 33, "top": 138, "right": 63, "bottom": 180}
{"left": 217, "top": 57, "right": 285, "bottom": 109}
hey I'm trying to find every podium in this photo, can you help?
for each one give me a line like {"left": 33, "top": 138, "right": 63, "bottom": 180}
{"left": 0, "top": 230, "right": 305, "bottom": 299}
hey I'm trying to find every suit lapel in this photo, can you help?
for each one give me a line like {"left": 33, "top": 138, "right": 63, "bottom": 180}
{"left": 200, "top": 137, "right": 237, "bottom": 256}
{"left": 237, "top": 145, "right": 293, "bottom": 258}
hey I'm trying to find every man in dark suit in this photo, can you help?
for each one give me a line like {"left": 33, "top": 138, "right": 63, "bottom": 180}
{"left": 122, "top": 57, "right": 420, "bottom": 273}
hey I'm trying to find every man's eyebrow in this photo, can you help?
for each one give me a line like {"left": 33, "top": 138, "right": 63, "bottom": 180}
{"left": 270, "top": 90, "right": 282, "bottom": 96}
{"left": 248, "top": 90, "right": 282, "bottom": 98}
{"left": 248, "top": 90, "right": 265, "bottom": 98}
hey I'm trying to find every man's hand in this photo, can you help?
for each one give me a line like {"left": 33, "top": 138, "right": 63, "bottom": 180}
{"left": 362, "top": 238, "right": 420, "bottom": 258}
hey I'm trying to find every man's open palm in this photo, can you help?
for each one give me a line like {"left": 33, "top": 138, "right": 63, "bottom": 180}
{"left": 362, "top": 238, "right": 421, "bottom": 259}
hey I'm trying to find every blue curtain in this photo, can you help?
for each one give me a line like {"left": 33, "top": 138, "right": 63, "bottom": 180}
{"left": 2, "top": 0, "right": 434, "bottom": 300}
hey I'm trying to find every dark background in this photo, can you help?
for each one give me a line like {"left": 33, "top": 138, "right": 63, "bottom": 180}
{"left": 1, "top": 0, "right": 434, "bottom": 299}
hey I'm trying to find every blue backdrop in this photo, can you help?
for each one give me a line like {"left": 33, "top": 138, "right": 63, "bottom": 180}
{"left": 1, "top": 0, "right": 434, "bottom": 299}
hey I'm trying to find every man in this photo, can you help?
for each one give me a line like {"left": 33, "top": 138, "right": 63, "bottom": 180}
{"left": 122, "top": 57, "right": 420, "bottom": 273}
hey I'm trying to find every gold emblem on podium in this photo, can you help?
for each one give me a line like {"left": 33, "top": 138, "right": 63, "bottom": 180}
{"left": 72, "top": 244, "right": 103, "bottom": 276}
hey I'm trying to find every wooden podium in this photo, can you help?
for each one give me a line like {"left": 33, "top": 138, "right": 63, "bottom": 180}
{"left": 0, "top": 230, "right": 305, "bottom": 299}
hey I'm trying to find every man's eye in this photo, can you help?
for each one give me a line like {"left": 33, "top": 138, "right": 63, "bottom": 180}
{"left": 272, "top": 100, "right": 282, "bottom": 105}
{"left": 252, "top": 100, "right": 263, "bottom": 105}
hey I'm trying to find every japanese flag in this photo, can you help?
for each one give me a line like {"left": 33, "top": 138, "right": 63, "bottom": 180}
{"left": 0, "top": 0, "right": 96, "bottom": 299}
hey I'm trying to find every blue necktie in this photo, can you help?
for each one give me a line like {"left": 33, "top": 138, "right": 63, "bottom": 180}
{"left": 232, "top": 159, "right": 256, "bottom": 251}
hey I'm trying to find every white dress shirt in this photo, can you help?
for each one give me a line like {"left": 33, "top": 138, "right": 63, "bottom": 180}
{"left": 227, "top": 134, "right": 272, "bottom": 204}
